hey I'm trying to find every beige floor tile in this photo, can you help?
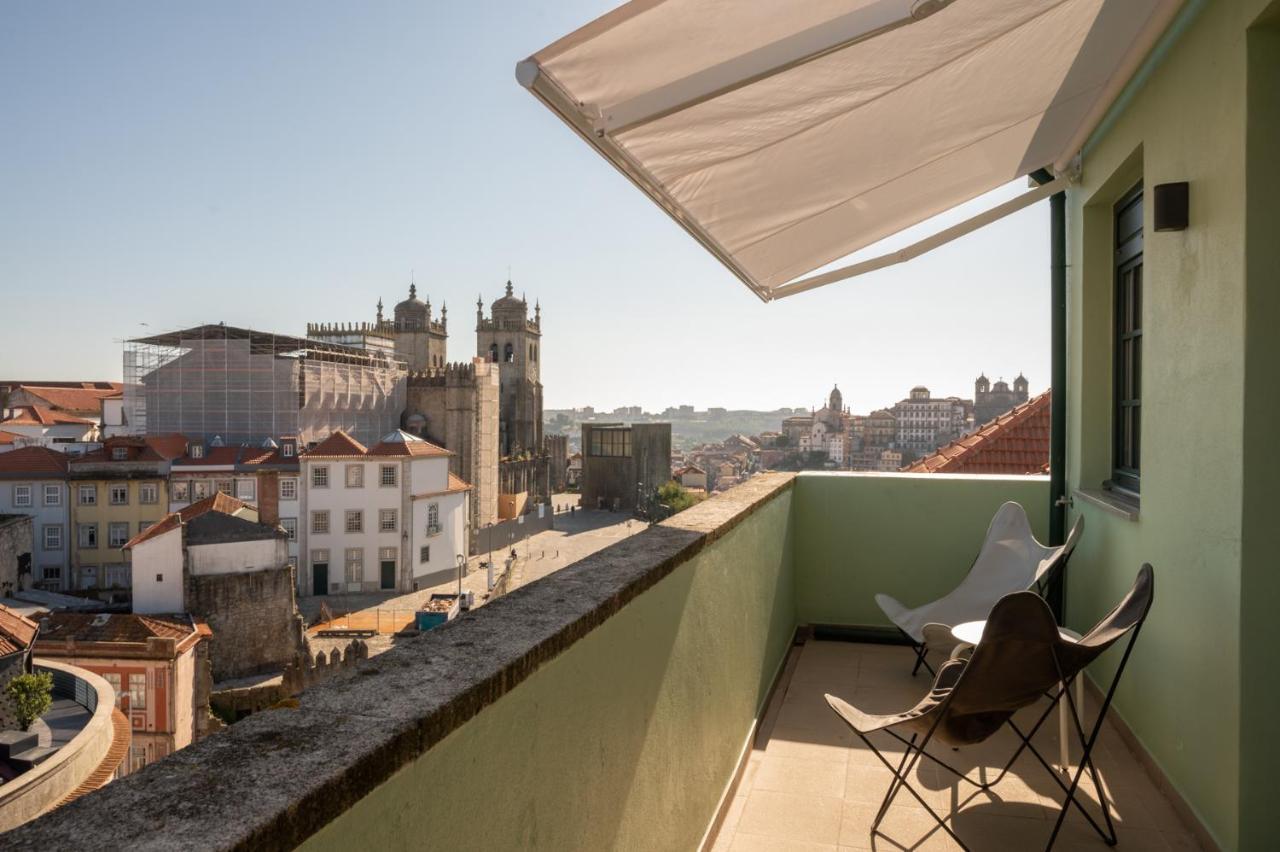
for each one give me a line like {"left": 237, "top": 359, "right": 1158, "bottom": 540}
{"left": 736, "top": 789, "right": 844, "bottom": 845}
{"left": 765, "top": 729, "right": 853, "bottom": 765}
{"left": 728, "top": 832, "right": 837, "bottom": 852}
{"left": 754, "top": 756, "right": 848, "bottom": 798}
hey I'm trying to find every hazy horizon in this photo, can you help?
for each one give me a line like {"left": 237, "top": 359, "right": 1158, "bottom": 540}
{"left": 1, "top": 2, "right": 1049, "bottom": 415}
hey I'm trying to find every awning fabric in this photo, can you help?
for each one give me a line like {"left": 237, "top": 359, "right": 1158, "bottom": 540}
{"left": 518, "top": 0, "right": 1183, "bottom": 301}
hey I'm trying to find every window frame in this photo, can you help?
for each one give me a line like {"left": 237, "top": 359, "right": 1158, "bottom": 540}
{"left": 78, "top": 523, "right": 99, "bottom": 549}
{"left": 128, "top": 672, "right": 147, "bottom": 710}
{"left": 109, "top": 483, "right": 129, "bottom": 506}
{"left": 345, "top": 464, "right": 364, "bottom": 489}
{"left": 379, "top": 465, "right": 397, "bottom": 487}
{"left": 172, "top": 481, "right": 190, "bottom": 502}
{"left": 138, "top": 482, "right": 159, "bottom": 505}
{"left": 311, "top": 510, "right": 330, "bottom": 535}
{"left": 13, "top": 484, "right": 32, "bottom": 507}
{"left": 345, "top": 509, "right": 364, "bottom": 533}
{"left": 379, "top": 508, "right": 397, "bottom": 532}
{"left": 43, "top": 524, "right": 63, "bottom": 551}
{"left": 344, "top": 547, "right": 364, "bottom": 584}
{"left": 78, "top": 484, "right": 97, "bottom": 505}
{"left": 1110, "top": 182, "right": 1144, "bottom": 497}
{"left": 43, "top": 484, "right": 62, "bottom": 506}
{"left": 281, "top": 517, "right": 297, "bottom": 541}
{"left": 312, "top": 465, "right": 329, "bottom": 488}
{"left": 279, "top": 477, "right": 297, "bottom": 501}
{"left": 108, "top": 522, "right": 130, "bottom": 549}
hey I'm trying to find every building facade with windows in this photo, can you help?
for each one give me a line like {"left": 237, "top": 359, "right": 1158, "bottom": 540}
{"left": 891, "top": 386, "right": 971, "bottom": 458}
{"left": 66, "top": 435, "right": 188, "bottom": 591}
{"left": 298, "top": 430, "right": 468, "bottom": 597}
{"left": 0, "top": 447, "right": 70, "bottom": 590}
{"left": 34, "top": 611, "right": 212, "bottom": 776}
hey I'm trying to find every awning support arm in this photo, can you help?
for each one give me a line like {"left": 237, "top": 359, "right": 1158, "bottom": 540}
{"left": 768, "top": 173, "right": 1070, "bottom": 301}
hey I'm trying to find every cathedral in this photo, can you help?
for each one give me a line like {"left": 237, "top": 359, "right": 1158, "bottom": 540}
{"left": 974, "top": 373, "right": 1030, "bottom": 425}
{"left": 307, "top": 280, "right": 551, "bottom": 539}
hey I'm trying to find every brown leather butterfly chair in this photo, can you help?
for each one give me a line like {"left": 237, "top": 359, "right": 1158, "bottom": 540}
{"left": 827, "top": 563, "right": 1154, "bottom": 851}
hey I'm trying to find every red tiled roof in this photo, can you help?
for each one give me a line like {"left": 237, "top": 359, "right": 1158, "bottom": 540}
{"left": 9, "top": 383, "right": 123, "bottom": 413}
{"left": 0, "top": 405, "right": 96, "bottom": 427}
{"left": 125, "top": 491, "right": 253, "bottom": 549}
{"left": 35, "top": 612, "right": 197, "bottom": 645}
{"left": 904, "top": 391, "right": 1050, "bottom": 475}
{"left": 304, "top": 430, "right": 368, "bottom": 457}
{"left": 0, "top": 430, "right": 20, "bottom": 445}
{"left": 73, "top": 434, "right": 189, "bottom": 464}
{"left": 0, "top": 446, "right": 70, "bottom": 476}
{"left": 367, "top": 438, "right": 451, "bottom": 457}
{"left": 0, "top": 604, "right": 39, "bottom": 656}
{"left": 448, "top": 473, "right": 471, "bottom": 491}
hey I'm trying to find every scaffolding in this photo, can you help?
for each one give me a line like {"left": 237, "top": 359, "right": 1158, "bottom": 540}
{"left": 124, "top": 325, "right": 407, "bottom": 447}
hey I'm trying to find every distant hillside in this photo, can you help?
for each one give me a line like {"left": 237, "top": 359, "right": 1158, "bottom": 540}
{"left": 545, "top": 409, "right": 797, "bottom": 452}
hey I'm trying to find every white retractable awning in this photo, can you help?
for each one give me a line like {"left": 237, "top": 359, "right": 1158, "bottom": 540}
{"left": 518, "top": 0, "right": 1183, "bottom": 301}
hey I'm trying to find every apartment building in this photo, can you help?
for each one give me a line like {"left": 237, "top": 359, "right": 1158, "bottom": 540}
{"left": 299, "top": 430, "right": 468, "bottom": 597}
{"left": 0, "top": 447, "right": 71, "bottom": 590}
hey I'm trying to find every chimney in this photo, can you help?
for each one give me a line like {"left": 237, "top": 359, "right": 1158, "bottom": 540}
{"left": 258, "top": 471, "right": 280, "bottom": 526}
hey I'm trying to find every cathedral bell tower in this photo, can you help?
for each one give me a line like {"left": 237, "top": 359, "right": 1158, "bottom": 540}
{"left": 476, "top": 280, "right": 543, "bottom": 456}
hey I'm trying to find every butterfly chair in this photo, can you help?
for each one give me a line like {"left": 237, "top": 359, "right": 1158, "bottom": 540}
{"left": 829, "top": 564, "right": 1154, "bottom": 851}
{"left": 875, "top": 502, "right": 1084, "bottom": 676}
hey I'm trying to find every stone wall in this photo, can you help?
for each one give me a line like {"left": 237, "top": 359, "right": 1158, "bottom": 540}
{"left": 0, "top": 515, "right": 34, "bottom": 597}
{"left": 184, "top": 565, "right": 307, "bottom": 683}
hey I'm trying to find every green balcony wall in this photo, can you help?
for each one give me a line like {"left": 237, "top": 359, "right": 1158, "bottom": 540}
{"left": 302, "top": 483, "right": 796, "bottom": 852}
{"left": 1066, "top": 1, "right": 1279, "bottom": 846}
{"left": 792, "top": 472, "right": 1049, "bottom": 627}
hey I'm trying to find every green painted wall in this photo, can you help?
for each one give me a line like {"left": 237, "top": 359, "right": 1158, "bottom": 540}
{"left": 792, "top": 473, "right": 1049, "bottom": 626}
{"left": 1239, "top": 4, "right": 1280, "bottom": 847}
{"left": 1066, "top": 2, "right": 1275, "bottom": 847}
{"left": 302, "top": 488, "right": 795, "bottom": 852}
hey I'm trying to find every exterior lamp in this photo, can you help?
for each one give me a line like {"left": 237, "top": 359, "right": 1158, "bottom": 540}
{"left": 1153, "top": 182, "right": 1189, "bottom": 231}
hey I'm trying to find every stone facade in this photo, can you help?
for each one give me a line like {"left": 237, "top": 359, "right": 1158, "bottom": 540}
{"left": 404, "top": 359, "right": 500, "bottom": 535}
{"left": 476, "top": 282, "right": 543, "bottom": 458}
{"left": 974, "top": 373, "right": 1030, "bottom": 425}
{"left": 581, "top": 423, "right": 672, "bottom": 512}
{"left": 0, "top": 514, "right": 34, "bottom": 597}
{"left": 186, "top": 565, "right": 308, "bottom": 683}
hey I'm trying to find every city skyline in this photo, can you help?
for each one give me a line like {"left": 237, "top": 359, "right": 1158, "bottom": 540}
{"left": 1, "top": 1, "right": 1049, "bottom": 415}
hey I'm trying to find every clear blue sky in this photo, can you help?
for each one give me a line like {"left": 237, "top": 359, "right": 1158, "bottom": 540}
{"left": 0, "top": 1, "right": 1049, "bottom": 414}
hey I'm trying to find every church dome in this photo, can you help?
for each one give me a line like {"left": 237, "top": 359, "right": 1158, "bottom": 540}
{"left": 395, "top": 283, "right": 428, "bottom": 317}
{"left": 828, "top": 384, "right": 843, "bottom": 413}
{"left": 492, "top": 280, "right": 526, "bottom": 312}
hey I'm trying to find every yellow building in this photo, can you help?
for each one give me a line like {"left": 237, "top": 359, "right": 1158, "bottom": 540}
{"left": 67, "top": 435, "right": 187, "bottom": 591}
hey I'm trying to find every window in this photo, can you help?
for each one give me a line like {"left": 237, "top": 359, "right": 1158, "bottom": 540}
{"left": 139, "top": 483, "right": 158, "bottom": 504}
{"left": 419, "top": 545, "right": 430, "bottom": 564}
{"left": 80, "top": 566, "right": 97, "bottom": 589}
{"left": 311, "top": 511, "right": 330, "bottom": 534}
{"left": 282, "top": 442, "right": 295, "bottom": 458}
{"left": 279, "top": 478, "right": 297, "bottom": 500}
{"left": 345, "top": 464, "right": 364, "bottom": 488}
{"left": 345, "top": 547, "right": 363, "bottom": 584}
{"left": 345, "top": 510, "right": 363, "bottom": 533}
{"left": 281, "top": 517, "right": 297, "bottom": 541}
{"left": 426, "top": 503, "right": 440, "bottom": 534}
{"left": 190, "top": 444, "right": 204, "bottom": 459}
{"left": 192, "top": 480, "right": 211, "bottom": 500}
{"left": 172, "top": 481, "right": 190, "bottom": 502}
{"left": 236, "top": 479, "right": 256, "bottom": 501}
{"left": 42, "top": 565, "right": 61, "bottom": 582}
{"left": 128, "top": 673, "right": 146, "bottom": 709}
{"left": 109, "top": 523, "right": 130, "bottom": 548}
{"left": 379, "top": 509, "right": 397, "bottom": 532}
{"left": 1112, "top": 183, "right": 1143, "bottom": 496}
{"left": 130, "top": 745, "right": 148, "bottom": 773}
{"left": 504, "top": 342, "right": 514, "bottom": 362}
{"left": 109, "top": 483, "right": 129, "bottom": 505}
{"left": 138, "top": 521, "right": 152, "bottom": 534}
{"left": 111, "top": 447, "right": 129, "bottom": 461}
{"left": 43, "top": 525, "right": 62, "bottom": 550}
{"left": 215, "top": 479, "right": 234, "bottom": 496}
{"left": 588, "top": 428, "right": 631, "bottom": 458}
{"left": 78, "top": 484, "right": 97, "bottom": 505}
{"left": 489, "top": 343, "right": 498, "bottom": 362}
{"left": 13, "top": 484, "right": 32, "bottom": 507}
{"left": 78, "top": 524, "right": 98, "bottom": 548}
{"left": 43, "top": 484, "right": 61, "bottom": 506}
{"left": 312, "top": 466, "right": 329, "bottom": 488}
{"left": 103, "top": 673, "right": 122, "bottom": 706}
{"left": 380, "top": 465, "right": 397, "bottom": 487}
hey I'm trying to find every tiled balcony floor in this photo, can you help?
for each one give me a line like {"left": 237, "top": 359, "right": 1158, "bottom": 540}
{"left": 712, "top": 641, "right": 1204, "bottom": 851}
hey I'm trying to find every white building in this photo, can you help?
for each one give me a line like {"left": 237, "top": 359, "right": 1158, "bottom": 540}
{"left": 0, "top": 406, "right": 99, "bottom": 453}
{"left": 127, "top": 492, "right": 285, "bottom": 614}
{"left": 0, "top": 447, "right": 71, "bottom": 590}
{"left": 892, "top": 387, "right": 970, "bottom": 456}
{"left": 299, "top": 429, "right": 469, "bottom": 598}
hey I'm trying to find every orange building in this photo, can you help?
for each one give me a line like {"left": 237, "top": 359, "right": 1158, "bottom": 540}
{"left": 33, "top": 612, "right": 212, "bottom": 775}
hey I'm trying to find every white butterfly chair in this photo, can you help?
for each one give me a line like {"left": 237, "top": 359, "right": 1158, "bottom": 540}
{"left": 875, "top": 502, "right": 1083, "bottom": 675}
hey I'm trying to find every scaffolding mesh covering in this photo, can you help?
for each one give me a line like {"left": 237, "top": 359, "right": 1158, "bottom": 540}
{"left": 124, "top": 325, "right": 407, "bottom": 447}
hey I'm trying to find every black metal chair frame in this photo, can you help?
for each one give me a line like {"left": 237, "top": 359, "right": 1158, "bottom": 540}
{"left": 855, "top": 620, "right": 1144, "bottom": 851}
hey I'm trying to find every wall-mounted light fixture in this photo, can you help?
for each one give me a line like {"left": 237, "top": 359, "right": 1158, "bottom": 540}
{"left": 1153, "top": 182, "right": 1189, "bottom": 231}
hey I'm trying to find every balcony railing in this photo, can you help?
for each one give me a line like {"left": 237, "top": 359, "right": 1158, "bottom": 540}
{"left": 3, "top": 471, "right": 1206, "bottom": 850}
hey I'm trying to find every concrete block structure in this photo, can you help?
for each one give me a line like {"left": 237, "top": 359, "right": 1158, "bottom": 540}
{"left": 580, "top": 423, "right": 672, "bottom": 512}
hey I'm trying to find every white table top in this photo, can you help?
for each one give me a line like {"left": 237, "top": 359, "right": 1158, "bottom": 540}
{"left": 951, "top": 619, "right": 1082, "bottom": 647}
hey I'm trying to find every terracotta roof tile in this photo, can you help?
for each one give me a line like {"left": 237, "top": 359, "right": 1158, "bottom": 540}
{"left": 10, "top": 383, "right": 123, "bottom": 413}
{"left": 0, "top": 405, "right": 96, "bottom": 427}
{"left": 0, "top": 604, "right": 39, "bottom": 656}
{"left": 904, "top": 391, "right": 1050, "bottom": 475}
{"left": 0, "top": 430, "right": 20, "bottom": 445}
{"left": 74, "top": 434, "right": 189, "bottom": 464}
{"left": 125, "top": 491, "right": 253, "bottom": 549}
{"left": 35, "top": 612, "right": 197, "bottom": 645}
{"left": 304, "top": 430, "right": 368, "bottom": 457}
{"left": 367, "top": 438, "right": 451, "bottom": 457}
{"left": 448, "top": 473, "right": 471, "bottom": 491}
{"left": 0, "top": 446, "right": 70, "bottom": 476}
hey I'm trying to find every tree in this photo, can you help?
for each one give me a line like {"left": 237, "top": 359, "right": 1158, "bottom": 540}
{"left": 657, "top": 480, "right": 706, "bottom": 515}
{"left": 7, "top": 671, "right": 53, "bottom": 731}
